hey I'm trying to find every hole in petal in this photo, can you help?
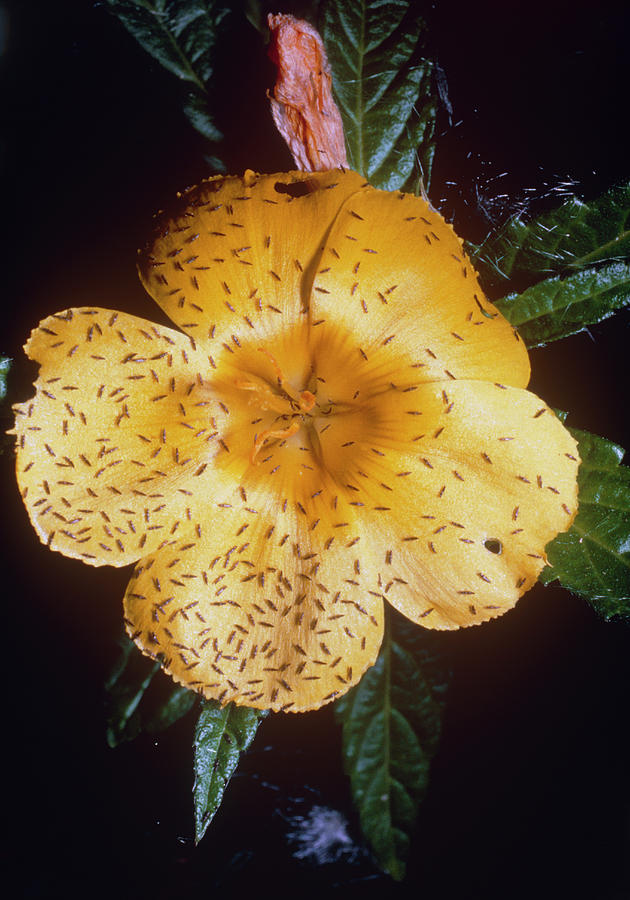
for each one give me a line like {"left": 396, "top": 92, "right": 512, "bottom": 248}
{"left": 274, "top": 180, "right": 316, "bottom": 198}
{"left": 484, "top": 538, "right": 503, "bottom": 554}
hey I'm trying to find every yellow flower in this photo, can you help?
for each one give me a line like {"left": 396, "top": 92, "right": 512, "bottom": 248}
{"left": 13, "top": 169, "right": 579, "bottom": 712}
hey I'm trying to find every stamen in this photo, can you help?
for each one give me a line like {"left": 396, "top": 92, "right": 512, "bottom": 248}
{"left": 251, "top": 421, "right": 300, "bottom": 464}
{"left": 299, "top": 390, "right": 316, "bottom": 412}
{"left": 235, "top": 348, "right": 316, "bottom": 463}
{"left": 258, "top": 347, "right": 286, "bottom": 386}
{"left": 234, "top": 376, "right": 289, "bottom": 414}
{"left": 257, "top": 348, "right": 310, "bottom": 409}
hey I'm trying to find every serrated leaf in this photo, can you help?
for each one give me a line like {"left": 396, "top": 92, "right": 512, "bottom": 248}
{"left": 105, "top": 634, "right": 196, "bottom": 747}
{"left": 106, "top": 0, "right": 230, "bottom": 87}
{"left": 320, "top": 0, "right": 437, "bottom": 192}
{"left": 474, "top": 182, "right": 630, "bottom": 291}
{"left": 541, "top": 426, "right": 630, "bottom": 619}
{"left": 106, "top": 0, "right": 233, "bottom": 147}
{"left": 0, "top": 356, "right": 10, "bottom": 401}
{"left": 193, "top": 700, "right": 266, "bottom": 843}
{"left": 495, "top": 260, "right": 630, "bottom": 347}
{"left": 334, "top": 611, "right": 449, "bottom": 880}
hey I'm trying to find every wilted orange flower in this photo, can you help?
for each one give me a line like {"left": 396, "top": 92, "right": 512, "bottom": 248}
{"left": 267, "top": 13, "right": 348, "bottom": 171}
{"left": 13, "top": 169, "right": 579, "bottom": 712}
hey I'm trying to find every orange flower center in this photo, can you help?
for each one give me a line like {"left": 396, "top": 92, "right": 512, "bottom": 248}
{"left": 212, "top": 324, "right": 411, "bottom": 512}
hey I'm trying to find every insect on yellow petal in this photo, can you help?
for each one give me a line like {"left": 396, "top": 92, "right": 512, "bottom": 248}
{"left": 12, "top": 169, "right": 581, "bottom": 712}
{"left": 138, "top": 169, "right": 365, "bottom": 371}
{"left": 344, "top": 380, "right": 580, "bottom": 628}
{"left": 124, "top": 486, "right": 383, "bottom": 712}
{"left": 310, "top": 186, "right": 531, "bottom": 389}
{"left": 14, "top": 308, "right": 230, "bottom": 566}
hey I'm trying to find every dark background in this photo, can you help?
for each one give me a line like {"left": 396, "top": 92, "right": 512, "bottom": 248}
{"left": 1, "top": 1, "right": 628, "bottom": 897}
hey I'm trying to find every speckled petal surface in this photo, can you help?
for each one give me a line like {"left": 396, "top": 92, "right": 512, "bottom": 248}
{"left": 347, "top": 380, "right": 580, "bottom": 628}
{"left": 11, "top": 167, "right": 582, "bottom": 713}
{"left": 123, "top": 478, "right": 384, "bottom": 711}
{"left": 310, "top": 186, "right": 531, "bottom": 388}
{"left": 14, "top": 308, "right": 230, "bottom": 566}
{"left": 138, "top": 169, "right": 365, "bottom": 357}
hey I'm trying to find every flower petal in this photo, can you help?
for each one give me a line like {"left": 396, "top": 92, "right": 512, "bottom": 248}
{"left": 313, "top": 379, "right": 579, "bottom": 629}
{"left": 13, "top": 307, "right": 230, "bottom": 566}
{"left": 138, "top": 169, "right": 365, "bottom": 352}
{"left": 310, "top": 186, "right": 531, "bottom": 388}
{"left": 123, "top": 482, "right": 384, "bottom": 712}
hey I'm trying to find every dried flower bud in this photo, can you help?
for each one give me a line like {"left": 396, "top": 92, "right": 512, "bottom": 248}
{"left": 267, "top": 13, "right": 348, "bottom": 172}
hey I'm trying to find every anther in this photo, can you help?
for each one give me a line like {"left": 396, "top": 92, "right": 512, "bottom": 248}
{"left": 299, "top": 390, "right": 316, "bottom": 412}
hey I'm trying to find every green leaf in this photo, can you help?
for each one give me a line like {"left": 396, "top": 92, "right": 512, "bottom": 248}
{"left": 193, "top": 700, "right": 266, "bottom": 843}
{"left": 541, "top": 427, "right": 630, "bottom": 619}
{"left": 334, "top": 611, "right": 449, "bottom": 880}
{"left": 0, "top": 356, "right": 10, "bottom": 401}
{"left": 182, "top": 90, "right": 224, "bottom": 144}
{"left": 105, "top": 634, "right": 196, "bottom": 747}
{"left": 474, "top": 181, "right": 630, "bottom": 291}
{"left": 144, "top": 682, "right": 197, "bottom": 734}
{"left": 106, "top": 0, "right": 230, "bottom": 88}
{"left": 320, "top": 0, "right": 437, "bottom": 192}
{"left": 495, "top": 260, "right": 630, "bottom": 347}
{"left": 106, "top": 0, "right": 233, "bottom": 146}
{"left": 479, "top": 181, "right": 630, "bottom": 345}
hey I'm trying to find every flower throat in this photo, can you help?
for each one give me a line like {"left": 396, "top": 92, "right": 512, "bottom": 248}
{"left": 234, "top": 348, "right": 317, "bottom": 464}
